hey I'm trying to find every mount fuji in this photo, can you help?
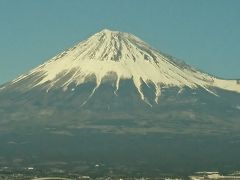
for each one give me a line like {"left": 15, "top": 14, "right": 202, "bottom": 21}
{"left": 0, "top": 29, "right": 239, "bottom": 131}
{"left": 2, "top": 29, "right": 240, "bottom": 101}
{"left": 0, "top": 29, "right": 240, "bottom": 175}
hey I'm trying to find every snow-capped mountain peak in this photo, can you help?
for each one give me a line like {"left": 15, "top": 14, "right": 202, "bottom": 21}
{"left": 8, "top": 29, "right": 240, "bottom": 104}
{"left": 75, "top": 28, "right": 154, "bottom": 62}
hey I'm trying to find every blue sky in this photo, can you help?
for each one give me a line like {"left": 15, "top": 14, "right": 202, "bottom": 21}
{"left": 0, "top": 0, "right": 240, "bottom": 84}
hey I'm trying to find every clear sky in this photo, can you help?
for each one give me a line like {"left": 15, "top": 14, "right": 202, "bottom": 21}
{"left": 0, "top": 0, "right": 240, "bottom": 84}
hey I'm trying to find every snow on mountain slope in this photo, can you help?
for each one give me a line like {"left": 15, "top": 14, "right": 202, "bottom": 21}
{"left": 8, "top": 29, "right": 240, "bottom": 102}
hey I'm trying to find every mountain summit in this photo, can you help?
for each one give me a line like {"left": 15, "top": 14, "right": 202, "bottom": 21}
{"left": 2, "top": 29, "right": 239, "bottom": 106}
{"left": 0, "top": 29, "right": 240, "bottom": 135}
{"left": 1, "top": 30, "right": 240, "bottom": 175}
